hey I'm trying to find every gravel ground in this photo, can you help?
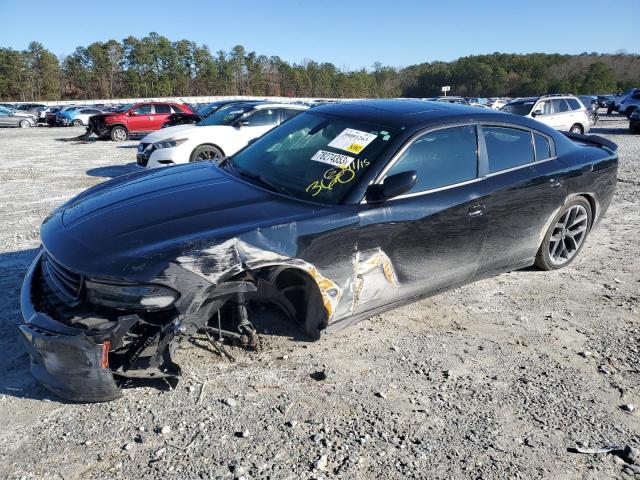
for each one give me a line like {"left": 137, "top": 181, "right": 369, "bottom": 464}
{"left": 0, "top": 116, "right": 638, "bottom": 480}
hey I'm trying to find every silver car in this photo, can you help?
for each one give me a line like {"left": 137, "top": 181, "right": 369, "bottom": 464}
{"left": 0, "top": 106, "right": 37, "bottom": 128}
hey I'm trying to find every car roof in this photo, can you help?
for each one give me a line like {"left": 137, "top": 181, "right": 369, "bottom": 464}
{"left": 311, "top": 99, "right": 558, "bottom": 133}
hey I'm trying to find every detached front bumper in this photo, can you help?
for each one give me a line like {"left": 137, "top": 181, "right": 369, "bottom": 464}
{"left": 19, "top": 252, "right": 121, "bottom": 402}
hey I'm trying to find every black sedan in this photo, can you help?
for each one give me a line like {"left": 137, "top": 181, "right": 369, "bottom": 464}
{"left": 161, "top": 100, "right": 245, "bottom": 128}
{"left": 630, "top": 108, "right": 640, "bottom": 133}
{"left": 19, "top": 100, "right": 618, "bottom": 401}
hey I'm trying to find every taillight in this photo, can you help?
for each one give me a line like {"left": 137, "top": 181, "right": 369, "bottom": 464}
{"left": 100, "top": 341, "right": 111, "bottom": 368}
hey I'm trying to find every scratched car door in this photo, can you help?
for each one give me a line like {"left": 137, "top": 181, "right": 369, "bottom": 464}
{"left": 354, "top": 125, "right": 488, "bottom": 313}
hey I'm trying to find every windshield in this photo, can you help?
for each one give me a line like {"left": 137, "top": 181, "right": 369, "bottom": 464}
{"left": 197, "top": 103, "right": 253, "bottom": 126}
{"left": 114, "top": 103, "right": 133, "bottom": 113}
{"left": 225, "top": 111, "right": 398, "bottom": 205}
{"left": 501, "top": 102, "right": 534, "bottom": 116}
{"left": 196, "top": 102, "right": 227, "bottom": 117}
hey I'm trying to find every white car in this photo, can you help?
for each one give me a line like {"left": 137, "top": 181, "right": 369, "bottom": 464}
{"left": 501, "top": 94, "right": 590, "bottom": 134}
{"left": 137, "top": 102, "right": 309, "bottom": 168}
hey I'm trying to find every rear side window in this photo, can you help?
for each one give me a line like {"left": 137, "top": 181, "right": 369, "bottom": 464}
{"left": 551, "top": 99, "right": 570, "bottom": 113}
{"left": 483, "top": 126, "right": 534, "bottom": 173}
{"left": 154, "top": 104, "right": 171, "bottom": 114}
{"left": 386, "top": 125, "right": 478, "bottom": 193}
{"left": 533, "top": 133, "right": 552, "bottom": 160}
{"left": 170, "top": 105, "right": 184, "bottom": 113}
{"left": 567, "top": 98, "right": 581, "bottom": 111}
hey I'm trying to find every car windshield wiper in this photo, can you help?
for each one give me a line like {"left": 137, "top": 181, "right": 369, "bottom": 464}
{"left": 237, "top": 171, "right": 292, "bottom": 196}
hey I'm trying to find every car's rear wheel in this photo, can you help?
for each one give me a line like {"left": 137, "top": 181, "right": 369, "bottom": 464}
{"left": 110, "top": 126, "right": 128, "bottom": 142}
{"left": 535, "top": 198, "right": 592, "bottom": 271}
{"left": 569, "top": 124, "right": 583, "bottom": 134}
{"left": 190, "top": 144, "right": 223, "bottom": 163}
{"left": 19, "top": 119, "right": 31, "bottom": 128}
{"left": 72, "top": 119, "right": 82, "bottom": 127}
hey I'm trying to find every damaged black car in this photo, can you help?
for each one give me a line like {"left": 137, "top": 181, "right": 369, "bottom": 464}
{"left": 20, "top": 100, "right": 618, "bottom": 402}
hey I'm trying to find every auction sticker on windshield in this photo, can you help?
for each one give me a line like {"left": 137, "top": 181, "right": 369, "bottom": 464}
{"left": 328, "top": 128, "right": 377, "bottom": 154}
{"left": 311, "top": 150, "right": 354, "bottom": 167}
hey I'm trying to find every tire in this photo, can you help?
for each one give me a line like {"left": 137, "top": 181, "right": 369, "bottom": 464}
{"left": 190, "top": 144, "right": 223, "bottom": 163}
{"left": 72, "top": 119, "right": 82, "bottom": 127}
{"left": 535, "top": 197, "right": 592, "bottom": 271}
{"left": 19, "top": 119, "right": 31, "bottom": 128}
{"left": 110, "top": 126, "right": 128, "bottom": 142}
{"left": 625, "top": 107, "right": 636, "bottom": 119}
{"left": 569, "top": 124, "right": 583, "bottom": 134}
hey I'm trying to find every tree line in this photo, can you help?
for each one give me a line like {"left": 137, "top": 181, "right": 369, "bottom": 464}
{"left": 1, "top": 33, "right": 639, "bottom": 102}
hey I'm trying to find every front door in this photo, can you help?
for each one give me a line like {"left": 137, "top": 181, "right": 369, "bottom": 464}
{"left": 354, "top": 125, "right": 488, "bottom": 314}
{"left": 127, "top": 104, "right": 154, "bottom": 133}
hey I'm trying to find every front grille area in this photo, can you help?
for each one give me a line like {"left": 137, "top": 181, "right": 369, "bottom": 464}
{"left": 42, "top": 254, "right": 83, "bottom": 304}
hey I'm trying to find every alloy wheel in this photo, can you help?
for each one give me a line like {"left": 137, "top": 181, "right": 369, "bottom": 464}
{"left": 548, "top": 204, "right": 588, "bottom": 266}
{"left": 196, "top": 148, "right": 221, "bottom": 161}
{"left": 112, "top": 128, "right": 127, "bottom": 141}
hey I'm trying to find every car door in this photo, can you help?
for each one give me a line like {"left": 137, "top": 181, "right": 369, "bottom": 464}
{"left": 0, "top": 110, "right": 10, "bottom": 126}
{"left": 151, "top": 104, "right": 173, "bottom": 130}
{"left": 550, "top": 99, "right": 573, "bottom": 130}
{"left": 476, "top": 124, "right": 567, "bottom": 274}
{"left": 354, "top": 124, "right": 488, "bottom": 314}
{"left": 532, "top": 100, "right": 557, "bottom": 129}
{"left": 127, "top": 104, "right": 154, "bottom": 133}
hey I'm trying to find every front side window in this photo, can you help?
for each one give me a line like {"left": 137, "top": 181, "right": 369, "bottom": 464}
{"left": 132, "top": 104, "right": 153, "bottom": 115}
{"left": 171, "top": 105, "right": 185, "bottom": 113}
{"left": 385, "top": 125, "right": 478, "bottom": 193}
{"left": 226, "top": 111, "right": 398, "bottom": 205}
{"left": 484, "top": 126, "right": 534, "bottom": 173}
{"left": 534, "top": 101, "right": 553, "bottom": 115}
{"left": 245, "top": 108, "right": 278, "bottom": 126}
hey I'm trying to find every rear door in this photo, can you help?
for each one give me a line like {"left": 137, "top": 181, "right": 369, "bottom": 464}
{"left": 551, "top": 99, "right": 573, "bottom": 131}
{"left": 477, "top": 124, "right": 567, "bottom": 273}
{"left": 151, "top": 104, "right": 173, "bottom": 130}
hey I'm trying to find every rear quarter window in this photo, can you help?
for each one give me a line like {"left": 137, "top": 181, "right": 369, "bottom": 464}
{"left": 567, "top": 98, "right": 581, "bottom": 110}
{"left": 534, "top": 133, "right": 552, "bottom": 160}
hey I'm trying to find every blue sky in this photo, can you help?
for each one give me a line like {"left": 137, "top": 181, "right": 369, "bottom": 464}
{"left": 1, "top": 0, "right": 638, "bottom": 68}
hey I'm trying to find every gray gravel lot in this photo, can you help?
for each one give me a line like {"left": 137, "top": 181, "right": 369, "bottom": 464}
{"left": 0, "top": 116, "right": 638, "bottom": 479}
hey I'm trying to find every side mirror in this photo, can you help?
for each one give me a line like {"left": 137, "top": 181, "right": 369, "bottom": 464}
{"left": 234, "top": 120, "right": 250, "bottom": 127}
{"left": 365, "top": 170, "right": 417, "bottom": 203}
{"left": 532, "top": 109, "right": 544, "bottom": 117}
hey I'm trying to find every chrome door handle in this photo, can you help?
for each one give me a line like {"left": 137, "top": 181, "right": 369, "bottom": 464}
{"left": 468, "top": 204, "right": 485, "bottom": 217}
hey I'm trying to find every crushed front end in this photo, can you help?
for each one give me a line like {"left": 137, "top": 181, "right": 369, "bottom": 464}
{"left": 19, "top": 250, "right": 196, "bottom": 402}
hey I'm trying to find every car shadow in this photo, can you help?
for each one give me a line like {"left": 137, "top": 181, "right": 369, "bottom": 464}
{"left": 116, "top": 145, "right": 140, "bottom": 149}
{"left": 0, "top": 247, "right": 62, "bottom": 402}
{"left": 86, "top": 163, "right": 140, "bottom": 179}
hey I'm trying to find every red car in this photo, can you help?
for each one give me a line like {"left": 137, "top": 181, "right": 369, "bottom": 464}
{"left": 87, "top": 102, "right": 193, "bottom": 141}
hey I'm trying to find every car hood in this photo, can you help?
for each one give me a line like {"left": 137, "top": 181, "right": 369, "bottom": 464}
{"left": 142, "top": 124, "right": 200, "bottom": 143}
{"left": 41, "top": 162, "right": 323, "bottom": 278}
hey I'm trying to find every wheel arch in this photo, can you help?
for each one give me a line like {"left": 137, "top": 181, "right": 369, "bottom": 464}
{"left": 190, "top": 142, "right": 226, "bottom": 160}
{"left": 109, "top": 123, "right": 129, "bottom": 132}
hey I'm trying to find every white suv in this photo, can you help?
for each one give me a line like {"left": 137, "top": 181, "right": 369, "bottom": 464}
{"left": 137, "top": 102, "right": 309, "bottom": 168}
{"left": 501, "top": 95, "right": 590, "bottom": 134}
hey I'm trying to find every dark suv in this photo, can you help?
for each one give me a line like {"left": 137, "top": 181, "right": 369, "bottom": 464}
{"left": 87, "top": 102, "right": 193, "bottom": 141}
